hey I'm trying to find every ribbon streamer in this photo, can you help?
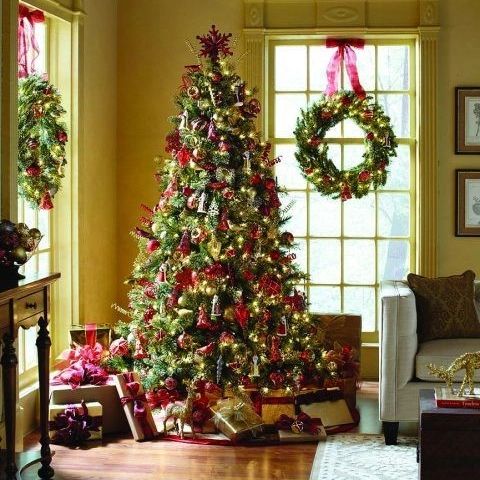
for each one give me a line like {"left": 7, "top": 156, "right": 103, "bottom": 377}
{"left": 325, "top": 38, "right": 366, "bottom": 99}
{"left": 18, "top": 5, "right": 45, "bottom": 78}
{"left": 120, "top": 372, "right": 155, "bottom": 440}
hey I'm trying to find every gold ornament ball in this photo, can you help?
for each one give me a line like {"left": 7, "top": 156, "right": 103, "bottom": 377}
{"left": 205, "top": 285, "right": 218, "bottom": 296}
{"left": 151, "top": 222, "right": 161, "bottom": 234}
{"left": 177, "top": 295, "right": 187, "bottom": 307}
{"left": 12, "top": 246, "right": 28, "bottom": 264}
{"left": 223, "top": 306, "right": 235, "bottom": 321}
{"left": 28, "top": 227, "right": 42, "bottom": 240}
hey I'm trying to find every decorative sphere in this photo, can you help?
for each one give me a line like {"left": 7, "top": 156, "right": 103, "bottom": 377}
{"left": 205, "top": 285, "right": 217, "bottom": 296}
{"left": 28, "top": 228, "right": 42, "bottom": 240}
{"left": 12, "top": 246, "right": 27, "bottom": 264}
{"left": 151, "top": 222, "right": 161, "bottom": 234}
{"left": 177, "top": 295, "right": 187, "bottom": 306}
{"left": 223, "top": 305, "right": 235, "bottom": 321}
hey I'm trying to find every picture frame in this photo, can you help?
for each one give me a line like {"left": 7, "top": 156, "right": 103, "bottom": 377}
{"left": 456, "top": 169, "right": 480, "bottom": 236}
{"left": 455, "top": 87, "right": 480, "bottom": 154}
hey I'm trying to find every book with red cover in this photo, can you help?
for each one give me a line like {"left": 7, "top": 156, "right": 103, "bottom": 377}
{"left": 435, "top": 387, "right": 480, "bottom": 409}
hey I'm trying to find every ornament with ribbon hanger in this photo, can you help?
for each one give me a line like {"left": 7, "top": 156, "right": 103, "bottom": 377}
{"left": 197, "top": 191, "right": 208, "bottom": 213}
{"left": 243, "top": 151, "right": 252, "bottom": 174}
{"left": 156, "top": 262, "right": 168, "bottom": 283}
{"left": 211, "top": 294, "right": 221, "bottom": 317}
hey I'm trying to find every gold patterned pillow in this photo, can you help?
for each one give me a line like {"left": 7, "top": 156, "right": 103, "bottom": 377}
{"left": 407, "top": 270, "right": 480, "bottom": 342}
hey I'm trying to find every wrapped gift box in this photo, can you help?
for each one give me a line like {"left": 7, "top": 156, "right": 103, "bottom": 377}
{"left": 113, "top": 372, "right": 158, "bottom": 441}
{"left": 278, "top": 425, "right": 326, "bottom": 443}
{"left": 295, "top": 389, "right": 354, "bottom": 427}
{"left": 49, "top": 401, "right": 102, "bottom": 445}
{"left": 254, "top": 390, "right": 296, "bottom": 424}
{"left": 323, "top": 377, "right": 358, "bottom": 410}
{"left": 211, "top": 397, "right": 264, "bottom": 442}
{"left": 70, "top": 323, "right": 111, "bottom": 350}
{"left": 50, "top": 377, "right": 129, "bottom": 434}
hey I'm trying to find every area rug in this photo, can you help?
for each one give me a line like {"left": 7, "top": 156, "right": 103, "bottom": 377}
{"left": 309, "top": 434, "right": 417, "bottom": 480}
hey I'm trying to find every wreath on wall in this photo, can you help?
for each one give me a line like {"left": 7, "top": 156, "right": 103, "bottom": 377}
{"left": 18, "top": 74, "right": 68, "bottom": 210}
{"left": 294, "top": 39, "right": 397, "bottom": 201}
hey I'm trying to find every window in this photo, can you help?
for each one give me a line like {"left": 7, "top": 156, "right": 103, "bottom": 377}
{"left": 17, "top": 9, "right": 75, "bottom": 386}
{"left": 17, "top": 19, "right": 49, "bottom": 379}
{"left": 269, "top": 39, "right": 416, "bottom": 342}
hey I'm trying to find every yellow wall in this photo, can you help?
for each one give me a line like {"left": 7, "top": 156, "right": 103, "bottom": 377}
{"left": 437, "top": 0, "right": 480, "bottom": 277}
{"left": 116, "top": 0, "right": 244, "bottom": 306}
{"left": 81, "top": 0, "right": 118, "bottom": 324}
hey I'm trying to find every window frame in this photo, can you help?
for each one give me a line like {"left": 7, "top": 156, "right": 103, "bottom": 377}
{"left": 266, "top": 36, "right": 418, "bottom": 343}
{"left": 15, "top": 1, "right": 81, "bottom": 389}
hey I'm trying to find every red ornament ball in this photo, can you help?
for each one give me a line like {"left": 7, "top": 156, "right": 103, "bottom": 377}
{"left": 264, "top": 177, "right": 276, "bottom": 191}
{"left": 146, "top": 239, "right": 160, "bottom": 253}
{"left": 26, "top": 164, "right": 41, "bottom": 177}
{"left": 250, "top": 173, "right": 263, "bottom": 186}
{"left": 56, "top": 130, "right": 68, "bottom": 143}
{"left": 280, "top": 231, "right": 294, "bottom": 245}
{"left": 358, "top": 170, "right": 371, "bottom": 182}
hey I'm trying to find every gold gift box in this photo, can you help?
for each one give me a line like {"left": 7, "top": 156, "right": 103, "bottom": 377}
{"left": 211, "top": 398, "right": 264, "bottom": 442}
{"left": 70, "top": 324, "right": 111, "bottom": 350}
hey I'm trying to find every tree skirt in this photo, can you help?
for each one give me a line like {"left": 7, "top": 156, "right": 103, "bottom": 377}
{"left": 309, "top": 434, "right": 418, "bottom": 480}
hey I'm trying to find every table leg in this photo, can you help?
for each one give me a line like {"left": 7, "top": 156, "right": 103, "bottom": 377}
{"left": 36, "top": 317, "right": 53, "bottom": 479}
{"left": 1, "top": 333, "right": 18, "bottom": 479}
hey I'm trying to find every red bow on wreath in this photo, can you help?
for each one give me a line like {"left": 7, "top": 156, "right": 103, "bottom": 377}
{"left": 120, "top": 373, "right": 155, "bottom": 440}
{"left": 275, "top": 412, "right": 320, "bottom": 435}
{"left": 325, "top": 38, "right": 366, "bottom": 99}
{"left": 18, "top": 5, "right": 45, "bottom": 78}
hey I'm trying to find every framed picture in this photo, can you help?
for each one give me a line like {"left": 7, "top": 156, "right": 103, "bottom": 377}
{"left": 455, "top": 87, "right": 480, "bottom": 154}
{"left": 456, "top": 170, "right": 480, "bottom": 236}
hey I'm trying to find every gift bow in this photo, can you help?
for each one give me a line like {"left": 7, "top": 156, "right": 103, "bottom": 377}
{"left": 49, "top": 400, "right": 102, "bottom": 446}
{"left": 275, "top": 412, "right": 319, "bottom": 435}
{"left": 325, "top": 38, "right": 366, "bottom": 99}
{"left": 120, "top": 373, "right": 154, "bottom": 440}
{"left": 18, "top": 5, "right": 45, "bottom": 78}
{"left": 213, "top": 398, "right": 261, "bottom": 431}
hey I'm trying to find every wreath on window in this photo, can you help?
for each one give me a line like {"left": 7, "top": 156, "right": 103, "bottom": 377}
{"left": 18, "top": 74, "right": 68, "bottom": 210}
{"left": 294, "top": 91, "right": 397, "bottom": 201}
{"left": 294, "top": 39, "right": 397, "bottom": 201}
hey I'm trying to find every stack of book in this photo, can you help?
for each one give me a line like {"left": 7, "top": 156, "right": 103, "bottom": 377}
{"left": 435, "top": 387, "right": 480, "bottom": 408}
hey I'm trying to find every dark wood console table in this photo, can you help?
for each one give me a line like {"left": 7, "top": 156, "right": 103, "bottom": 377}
{"left": 419, "top": 389, "right": 480, "bottom": 479}
{"left": 0, "top": 273, "right": 60, "bottom": 479}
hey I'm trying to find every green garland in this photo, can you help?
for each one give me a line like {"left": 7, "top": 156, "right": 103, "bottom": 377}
{"left": 294, "top": 91, "right": 397, "bottom": 200}
{"left": 18, "top": 74, "right": 68, "bottom": 210}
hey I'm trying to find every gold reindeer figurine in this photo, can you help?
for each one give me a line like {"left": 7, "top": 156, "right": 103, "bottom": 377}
{"left": 163, "top": 384, "right": 196, "bottom": 439}
{"left": 427, "top": 351, "right": 480, "bottom": 396}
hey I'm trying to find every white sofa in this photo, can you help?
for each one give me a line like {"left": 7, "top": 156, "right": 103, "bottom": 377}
{"left": 379, "top": 280, "right": 480, "bottom": 444}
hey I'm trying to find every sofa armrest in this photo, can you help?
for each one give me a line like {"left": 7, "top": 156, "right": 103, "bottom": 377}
{"left": 379, "top": 281, "right": 418, "bottom": 420}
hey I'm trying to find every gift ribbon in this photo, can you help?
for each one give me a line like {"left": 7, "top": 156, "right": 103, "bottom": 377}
{"left": 85, "top": 323, "right": 97, "bottom": 348}
{"left": 294, "top": 388, "right": 344, "bottom": 414}
{"left": 18, "top": 5, "right": 45, "bottom": 78}
{"left": 275, "top": 412, "right": 319, "bottom": 435}
{"left": 325, "top": 38, "right": 366, "bottom": 99}
{"left": 120, "top": 372, "right": 154, "bottom": 440}
{"left": 213, "top": 398, "right": 262, "bottom": 438}
{"left": 49, "top": 400, "right": 102, "bottom": 446}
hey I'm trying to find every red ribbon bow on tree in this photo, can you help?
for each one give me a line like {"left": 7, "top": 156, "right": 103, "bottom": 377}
{"left": 18, "top": 5, "right": 45, "bottom": 78}
{"left": 120, "top": 373, "right": 154, "bottom": 440}
{"left": 325, "top": 38, "right": 366, "bottom": 99}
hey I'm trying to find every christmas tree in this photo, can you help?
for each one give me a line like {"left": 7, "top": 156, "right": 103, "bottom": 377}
{"left": 113, "top": 26, "right": 328, "bottom": 396}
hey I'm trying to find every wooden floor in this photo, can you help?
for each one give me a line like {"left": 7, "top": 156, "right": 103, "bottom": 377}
{"left": 21, "top": 382, "right": 417, "bottom": 480}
